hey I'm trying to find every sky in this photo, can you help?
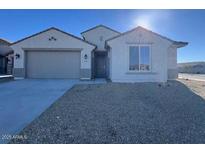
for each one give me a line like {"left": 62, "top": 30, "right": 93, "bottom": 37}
{"left": 0, "top": 9, "right": 204, "bottom": 63}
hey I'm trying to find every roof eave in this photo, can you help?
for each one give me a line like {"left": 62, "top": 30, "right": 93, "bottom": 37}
{"left": 173, "top": 41, "right": 188, "bottom": 48}
{"left": 106, "top": 26, "right": 189, "bottom": 49}
{"left": 10, "top": 27, "right": 96, "bottom": 48}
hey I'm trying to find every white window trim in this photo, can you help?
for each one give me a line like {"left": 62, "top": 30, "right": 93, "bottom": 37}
{"left": 127, "top": 44, "right": 152, "bottom": 73}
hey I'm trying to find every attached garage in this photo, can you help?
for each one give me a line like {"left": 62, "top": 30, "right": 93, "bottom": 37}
{"left": 11, "top": 27, "right": 96, "bottom": 79}
{"left": 26, "top": 50, "right": 80, "bottom": 79}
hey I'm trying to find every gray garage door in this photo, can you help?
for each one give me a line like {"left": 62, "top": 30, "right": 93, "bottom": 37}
{"left": 26, "top": 50, "right": 80, "bottom": 79}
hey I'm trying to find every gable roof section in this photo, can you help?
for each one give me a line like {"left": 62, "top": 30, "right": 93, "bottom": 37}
{"left": 106, "top": 26, "right": 188, "bottom": 48}
{"left": 81, "top": 24, "right": 121, "bottom": 35}
{"left": 11, "top": 27, "right": 96, "bottom": 47}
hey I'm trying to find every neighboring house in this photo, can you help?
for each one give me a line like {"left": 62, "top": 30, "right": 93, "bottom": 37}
{"left": 10, "top": 25, "right": 188, "bottom": 82}
{"left": 0, "top": 39, "right": 13, "bottom": 75}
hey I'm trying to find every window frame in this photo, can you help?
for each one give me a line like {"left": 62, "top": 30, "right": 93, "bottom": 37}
{"left": 127, "top": 44, "right": 151, "bottom": 72}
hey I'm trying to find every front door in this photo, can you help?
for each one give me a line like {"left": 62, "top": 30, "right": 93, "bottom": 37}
{"left": 95, "top": 52, "right": 107, "bottom": 78}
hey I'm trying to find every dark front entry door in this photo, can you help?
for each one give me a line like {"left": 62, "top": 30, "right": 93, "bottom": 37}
{"left": 95, "top": 52, "right": 107, "bottom": 78}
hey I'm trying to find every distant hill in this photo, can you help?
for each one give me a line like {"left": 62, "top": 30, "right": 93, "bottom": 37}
{"left": 178, "top": 62, "right": 205, "bottom": 74}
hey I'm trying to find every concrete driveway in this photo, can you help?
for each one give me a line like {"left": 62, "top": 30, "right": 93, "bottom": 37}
{"left": 0, "top": 79, "right": 78, "bottom": 143}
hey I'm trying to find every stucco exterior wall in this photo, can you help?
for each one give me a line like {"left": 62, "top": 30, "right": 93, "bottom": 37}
{"left": 82, "top": 26, "right": 119, "bottom": 51}
{"left": 107, "top": 28, "right": 172, "bottom": 82}
{"left": 167, "top": 46, "right": 178, "bottom": 79}
{"left": 11, "top": 29, "right": 95, "bottom": 79}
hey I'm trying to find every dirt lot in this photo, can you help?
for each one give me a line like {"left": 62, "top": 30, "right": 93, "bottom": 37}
{"left": 179, "top": 73, "right": 205, "bottom": 82}
{"left": 10, "top": 79, "right": 205, "bottom": 144}
{"left": 179, "top": 79, "right": 205, "bottom": 99}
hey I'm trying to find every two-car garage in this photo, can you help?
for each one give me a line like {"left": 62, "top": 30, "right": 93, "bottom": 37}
{"left": 11, "top": 27, "right": 96, "bottom": 79}
{"left": 25, "top": 50, "right": 80, "bottom": 79}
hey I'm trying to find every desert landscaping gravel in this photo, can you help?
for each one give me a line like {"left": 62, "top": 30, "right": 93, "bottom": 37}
{"left": 10, "top": 79, "right": 205, "bottom": 143}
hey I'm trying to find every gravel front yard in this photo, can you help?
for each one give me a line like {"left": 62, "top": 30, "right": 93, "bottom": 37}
{"left": 10, "top": 80, "right": 205, "bottom": 144}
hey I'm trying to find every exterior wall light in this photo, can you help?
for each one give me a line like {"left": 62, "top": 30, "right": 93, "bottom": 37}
{"left": 15, "top": 53, "right": 20, "bottom": 59}
{"left": 84, "top": 54, "right": 88, "bottom": 60}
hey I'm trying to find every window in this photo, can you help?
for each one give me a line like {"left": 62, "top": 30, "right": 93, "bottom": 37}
{"left": 129, "top": 45, "right": 150, "bottom": 71}
{"left": 129, "top": 46, "right": 139, "bottom": 71}
{"left": 140, "top": 46, "right": 150, "bottom": 71}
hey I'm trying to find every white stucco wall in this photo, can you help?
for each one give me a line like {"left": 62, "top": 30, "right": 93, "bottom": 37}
{"left": 81, "top": 26, "right": 119, "bottom": 51}
{"left": 167, "top": 46, "right": 178, "bottom": 79}
{"left": 11, "top": 29, "right": 95, "bottom": 70}
{"left": 107, "top": 28, "right": 173, "bottom": 82}
{"left": 167, "top": 46, "right": 177, "bottom": 69}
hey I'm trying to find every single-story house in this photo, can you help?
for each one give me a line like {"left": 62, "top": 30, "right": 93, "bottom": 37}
{"left": 0, "top": 39, "right": 13, "bottom": 75}
{"left": 11, "top": 25, "right": 188, "bottom": 82}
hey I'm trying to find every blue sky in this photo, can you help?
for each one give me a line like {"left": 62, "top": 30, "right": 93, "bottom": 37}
{"left": 0, "top": 9, "right": 204, "bottom": 63}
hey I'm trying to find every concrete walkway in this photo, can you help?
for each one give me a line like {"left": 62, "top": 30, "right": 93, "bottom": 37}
{"left": 0, "top": 79, "right": 106, "bottom": 143}
{"left": 0, "top": 75, "right": 13, "bottom": 78}
{"left": 0, "top": 75, "right": 13, "bottom": 83}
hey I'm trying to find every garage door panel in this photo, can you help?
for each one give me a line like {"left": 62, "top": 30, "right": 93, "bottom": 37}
{"left": 26, "top": 51, "right": 80, "bottom": 79}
